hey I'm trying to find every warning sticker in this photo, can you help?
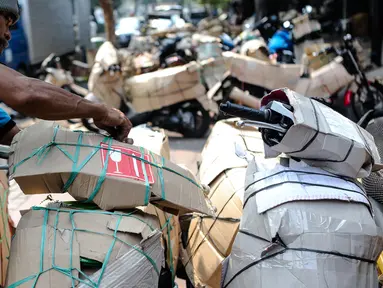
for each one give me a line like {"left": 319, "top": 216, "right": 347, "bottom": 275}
{"left": 100, "top": 143, "right": 155, "bottom": 183}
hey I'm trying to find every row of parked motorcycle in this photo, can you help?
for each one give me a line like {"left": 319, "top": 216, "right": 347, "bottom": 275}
{"left": 11, "top": 7, "right": 383, "bottom": 139}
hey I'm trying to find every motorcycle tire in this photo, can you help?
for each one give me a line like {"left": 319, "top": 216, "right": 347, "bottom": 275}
{"left": 179, "top": 101, "right": 210, "bottom": 138}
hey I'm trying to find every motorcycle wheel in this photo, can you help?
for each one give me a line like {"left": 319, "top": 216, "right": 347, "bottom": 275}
{"left": 352, "top": 82, "right": 383, "bottom": 121}
{"left": 178, "top": 101, "right": 210, "bottom": 138}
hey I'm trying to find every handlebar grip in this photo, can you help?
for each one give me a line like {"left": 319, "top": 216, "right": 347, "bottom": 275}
{"left": 220, "top": 102, "right": 268, "bottom": 122}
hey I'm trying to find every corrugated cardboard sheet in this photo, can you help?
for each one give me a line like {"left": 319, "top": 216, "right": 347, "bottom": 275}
{"left": 9, "top": 121, "right": 212, "bottom": 215}
{"left": 128, "top": 125, "right": 180, "bottom": 280}
{"left": 128, "top": 126, "right": 170, "bottom": 162}
{"left": 260, "top": 88, "right": 382, "bottom": 178}
{"left": 200, "top": 58, "right": 228, "bottom": 91}
{"left": 0, "top": 170, "right": 12, "bottom": 287}
{"left": 6, "top": 206, "right": 164, "bottom": 287}
{"left": 124, "top": 62, "right": 207, "bottom": 113}
{"left": 181, "top": 119, "right": 265, "bottom": 287}
{"left": 223, "top": 158, "right": 383, "bottom": 288}
{"left": 295, "top": 56, "right": 354, "bottom": 98}
{"left": 199, "top": 118, "right": 264, "bottom": 185}
{"left": 223, "top": 52, "right": 302, "bottom": 91}
{"left": 292, "top": 14, "right": 321, "bottom": 40}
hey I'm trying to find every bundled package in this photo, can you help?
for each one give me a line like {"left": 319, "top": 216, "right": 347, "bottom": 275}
{"left": 128, "top": 125, "right": 180, "bottom": 281}
{"left": 6, "top": 206, "right": 164, "bottom": 287}
{"left": 223, "top": 158, "right": 383, "bottom": 288}
{"left": 0, "top": 169, "right": 12, "bottom": 287}
{"left": 128, "top": 125, "right": 170, "bottom": 161}
{"left": 9, "top": 121, "right": 212, "bottom": 215}
{"left": 181, "top": 119, "right": 267, "bottom": 287}
{"left": 239, "top": 39, "right": 270, "bottom": 62}
{"left": 295, "top": 56, "right": 354, "bottom": 98}
{"left": 88, "top": 41, "right": 123, "bottom": 109}
{"left": 301, "top": 43, "right": 336, "bottom": 71}
{"left": 124, "top": 62, "right": 207, "bottom": 113}
{"left": 292, "top": 14, "right": 323, "bottom": 62}
{"left": 292, "top": 14, "right": 321, "bottom": 41}
{"left": 260, "top": 88, "right": 382, "bottom": 178}
{"left": 200, "top": 57, "right": 228, "bottom": 91}
{"left": 223, "top": 52, "right": 302, "bottom": 91}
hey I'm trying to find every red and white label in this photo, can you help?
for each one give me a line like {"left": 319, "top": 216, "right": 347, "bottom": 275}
{"left": 100, "top": 143, "right": 154, "bottom": 183}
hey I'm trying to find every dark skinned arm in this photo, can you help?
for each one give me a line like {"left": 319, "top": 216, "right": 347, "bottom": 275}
{"left": 0, "top": 64, "right": 132, "bottom": 142}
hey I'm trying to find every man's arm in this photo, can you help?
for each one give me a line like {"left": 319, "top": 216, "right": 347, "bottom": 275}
{"left": 0, "top": 64, "right": 132, "bottom": 142}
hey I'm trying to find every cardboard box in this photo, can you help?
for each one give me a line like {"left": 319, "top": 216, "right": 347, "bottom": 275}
{"left": 87, "top": 42, "right": 123, "bottom": 110}
{"left": 141, "top": 204, "right": 180, "bottom": 280}
{"left": 6, "top": 206, "right": 164, "bottom": 287}
{"left": 223, "top": 159, "right": 383, "bottom": 288}
{"left": 295, "top": 56, "right": 354, "bottom": 98}
{"left": 260, "top": 88, "right": 382, "bottom": 178}
{"left": 128, "top": 125, "right": 180, "bottom": 279}
{"left": 239, "top": 39, "right": 270, "bottom": 62}
{"left": 223, "top": 52, "right": 302, "bottom": 91}
{"left": 199, "top": 118, "right": 264, "bottom": 185}
{"left": 300, "top": 42, "right": 334, "bottom": 70}
{"left": 181, "top": 119, "right": 266, "bottom": 287}
{"left": 292, "top": 14, "right": 321, "bottom": 41}
{"left": 124, "top": 62, "right": 207, "bottom": 113}
{"left": 9, "top": 121, "right": 212, "bottom": 215}
{"left": 182, "top": 167, "right": 246, "bottom": 288}
{"left": 294, "top": 38, "right": 325, "bottom": 65}
{"left": 128, "top": 125, "right": 170, "bottom": 161}
{"left": 0, "top": 170, "right": 12, "bottom": 287}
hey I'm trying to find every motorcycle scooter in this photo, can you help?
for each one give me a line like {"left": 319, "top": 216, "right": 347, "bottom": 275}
{"left": 83, "top": 42, "right": 213, "bottom": 138}
{"left": 218, "top": 97, "right": 383, "bottom": 288}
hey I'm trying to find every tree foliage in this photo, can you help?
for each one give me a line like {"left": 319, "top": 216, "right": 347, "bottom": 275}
{"left": 197, "top": 0, "right": 231, "bottom": 9}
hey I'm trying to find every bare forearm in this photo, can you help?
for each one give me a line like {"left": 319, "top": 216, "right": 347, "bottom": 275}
{"left": 12, "top": 77, "right": 107, "bottom": 120}
{"left": 0, "top": 64, "right": 107, "bottom": 121}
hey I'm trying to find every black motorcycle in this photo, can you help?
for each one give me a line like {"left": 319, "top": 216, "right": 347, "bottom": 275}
{"left": 319, "top": 35, "right": 383, "bottom": 122}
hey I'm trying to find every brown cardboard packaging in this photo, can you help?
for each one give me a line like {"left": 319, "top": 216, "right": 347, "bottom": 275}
{"left": 223, "top": 52, "right": 302, "bottom": 92}
{"left": 181, "top": 119, "right": 265, "bottom": 288}
{"left": 295, "top": 56, "right": 354, "bottom": 98}
{"left": 292, "top": 14, "right": 321, "bottom": 40}
{"left": 260, "top": 88, "right": 382, "bottom": 178}
{"left": 9, "top": 121, "right": 212, "bottom": 215}
{"left": 128, "top": 125, "right": 180, "bottom": 278}
{"left": 200, "top": 57, "right": 227, "bottom": 90}
{"left": 6, "top": 206, "right": 164, "bottom": 287}
{"left": 124, "top": 62, "right": 207, "bottom": 113}
{"left": 128, "top": 125, "right": 170, "bottom": 161}
{"left": 88, "top": 41, "right": 123, "bottom": 109}
{"left": 0, "top": 170, "right": 12, "bottom": 287}
{"left": 182, "top": 167, "right": 246, "bottom": 288}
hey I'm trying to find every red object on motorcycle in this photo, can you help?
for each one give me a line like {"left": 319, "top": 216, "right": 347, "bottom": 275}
{"left": 344, "top": 90, "right": 353, "bottom": 106}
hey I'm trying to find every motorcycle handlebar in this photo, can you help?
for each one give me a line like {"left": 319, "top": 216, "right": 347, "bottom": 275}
{"left": 220, "top": 102, "right": 269, "bottom": 122}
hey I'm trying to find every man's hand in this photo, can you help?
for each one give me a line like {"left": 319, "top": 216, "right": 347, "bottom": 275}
{"left": 94, "top": 107, "right": 133, "bottom": 144}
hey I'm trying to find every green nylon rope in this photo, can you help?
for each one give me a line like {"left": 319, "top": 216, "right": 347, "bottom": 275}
{"left": 0, "top": 187, "right": 10, "bottom": 253}
{"left": 8, "top": 206, "right": 160, "bottom": 288}
{"left": 162, "top": 215, "right": 175, "bottom": 284}
{"left": 140, "top": 147, "right": 150, "bottom": 205}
